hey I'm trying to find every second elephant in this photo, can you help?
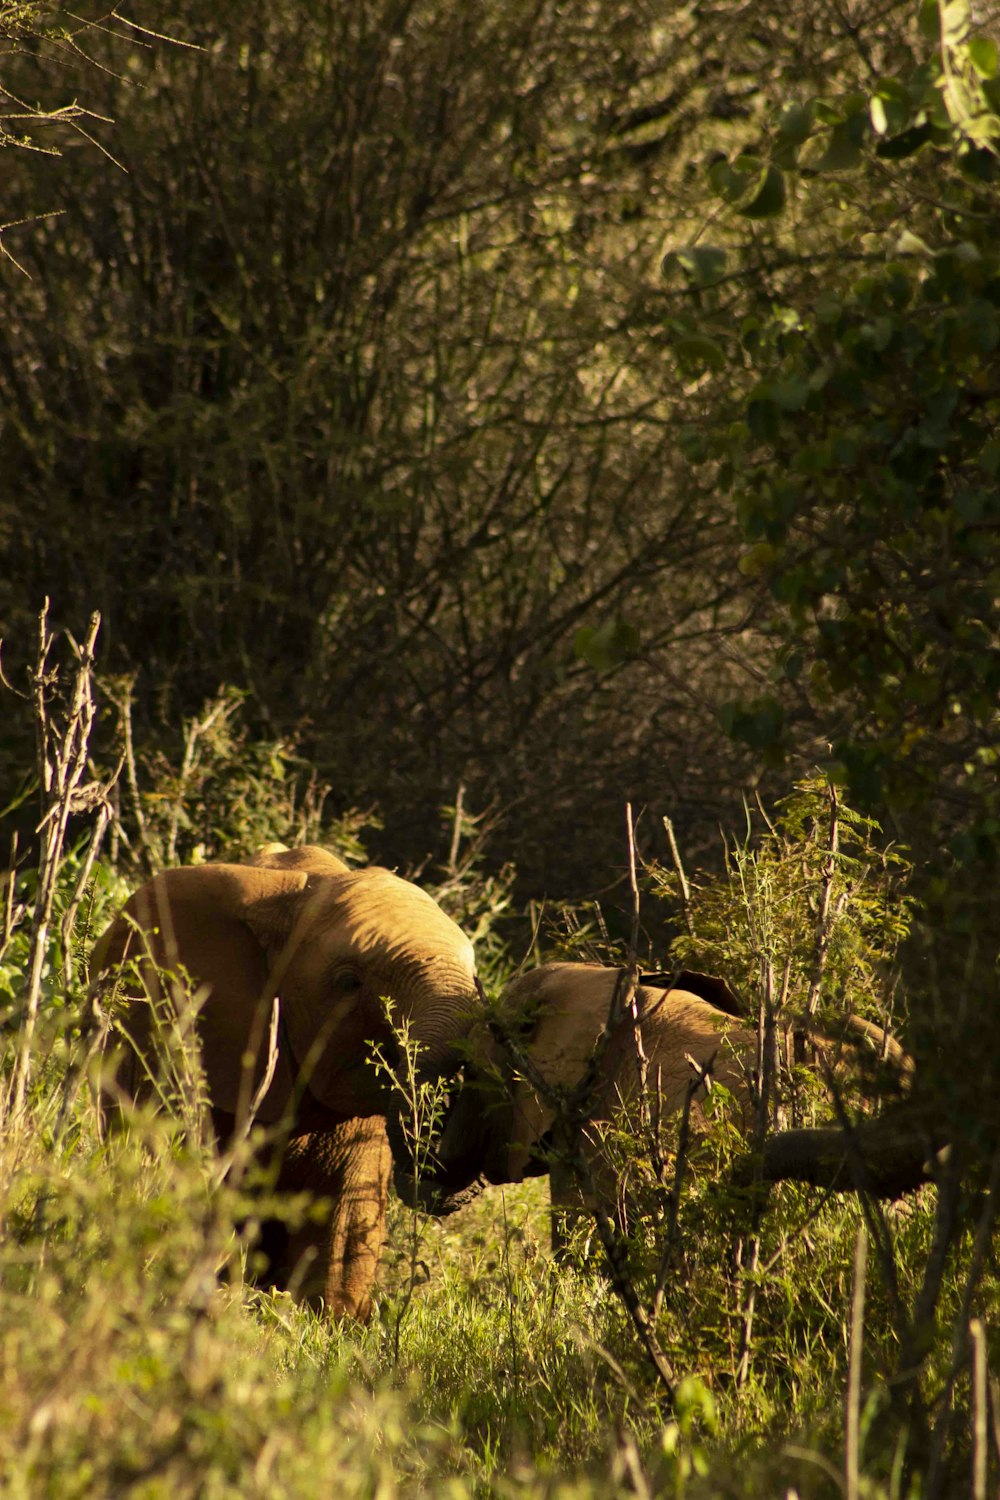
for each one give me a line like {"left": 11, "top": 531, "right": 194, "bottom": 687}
{"left": 423, "top": 963, "right": 755, "bottom": 1236}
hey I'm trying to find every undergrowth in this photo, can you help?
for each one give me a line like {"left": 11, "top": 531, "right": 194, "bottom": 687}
{"left": 0, "top": 636, "right": 994, "bottom": 1498}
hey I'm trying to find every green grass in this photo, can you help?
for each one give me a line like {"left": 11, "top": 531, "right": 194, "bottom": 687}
{"left": 0, "top": 1105, "right": 660, "bottom": 1497}
{"left": 3, "top": 1015, "right": 994, "bottom": 1498}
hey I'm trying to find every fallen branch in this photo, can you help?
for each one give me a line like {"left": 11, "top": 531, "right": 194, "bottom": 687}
{"left": 732, "top": 1102, "right": 941, "bottom": 1200}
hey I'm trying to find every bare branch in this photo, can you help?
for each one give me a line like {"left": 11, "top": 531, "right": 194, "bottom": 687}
{"left": 447, "top": 781, "right": 465, "bottom": 876}
{"left": 806, "top": 782, "right": 840, "bottom": 1018}
{"left": 652, "top": 1052, "right": 714, "bottom": 1317}
{"left": 6, "top": 606, "right": 113, "bottom": 1121}
{"left": 662, "top": 813, "right": 695, "bottom": 940}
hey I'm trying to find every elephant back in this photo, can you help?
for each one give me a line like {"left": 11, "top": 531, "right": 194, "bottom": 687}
{"left": 246, "top": 844, "right": 351, "bottom": 876}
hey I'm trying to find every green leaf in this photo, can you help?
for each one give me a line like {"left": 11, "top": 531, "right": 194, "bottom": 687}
{"left": 781, "top": 649, "right": 804, "bottom": 681}
{"left": 860, "top": 315, "right": 894, "bottom": 351}
{"left": 968, "top": 35, "right": 999, "bottom": 78}
{"left": 777, "top": 101, "right": 815, "bottom": 144}
{"left": 918, "top": 0, "right": 941, "bottom": 42}
{"left": 754, "top": 376, "right": 810, "bottom": 411}
{"left": 815, "top": 100, "right": 844, "bottom": 125}
{"left": 708, "top": 157, "right": 785, "bottom": 219}
{"left": 806, "top": 117, "right": 866, "bottom": 172}
{"left": 870, "top": 82, "right": 912, "bottom": 136}
{"left": 573, "top": 619, "right": 640, "bottom": 671}
{"left": 895, "top": 228, "right": 934, "bottom": 256}
{"left": 662, "top": 245, "right": 728, "bottom": 287}
{"left": 875, "top": 122, "right": 934, "bottom": 159}
{"left": 708, "top": 158, "right": 751, "bottom": 205}
{"left": 738, "top": 163, "right": 786, "bottom": 218}
{"left": 672, "top": 334, "right": 727, "bottom": 371}
{"left": 939, "top": 0, "right": 971, "bottom": 41}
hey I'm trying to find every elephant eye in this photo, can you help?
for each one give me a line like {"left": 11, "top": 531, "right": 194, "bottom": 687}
{"left": 331, "top": 968, "right": 363, "bottom": 997}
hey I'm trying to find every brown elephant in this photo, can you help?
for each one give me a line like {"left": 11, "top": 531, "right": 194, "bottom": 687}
{"left": 89, "top": 844, "right": 479, "bottom": 1320}
{"left": 419, "top": 962, "right": 909, "bottom": 1238}
{"left": 418, "top": 963, "right": 753, "bottom": 1239}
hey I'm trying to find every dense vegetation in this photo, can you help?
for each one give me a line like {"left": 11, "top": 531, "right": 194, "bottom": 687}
{"left": 1, "top": 0, "right": 998, "bottom": 1494}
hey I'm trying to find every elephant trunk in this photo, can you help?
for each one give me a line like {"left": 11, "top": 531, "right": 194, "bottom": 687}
{"left": 386, "top": 1058, "right": 509, "bottom": 1214}
{"left": 383, "top": 1065, "right": 494, "bottom": 1217}
{"left": 393, "top": 1164, "right": 491, "bottom": 1217}
{"left": 732, "top": 1100, "right": 940, "bottom": 1199}
{"left": 433, "top": 1065, "right": 512, "bottom": 1188}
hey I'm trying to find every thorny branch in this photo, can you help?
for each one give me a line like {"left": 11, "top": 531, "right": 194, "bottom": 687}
{"left": 652, "top": 1051, "right": 714, "bottom": 1319}
{"left": 625, "top": 804, "right": 662, "bottom": 1185}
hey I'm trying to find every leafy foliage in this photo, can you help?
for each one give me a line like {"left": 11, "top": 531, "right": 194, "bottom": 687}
{"left": 666, "top": 2, "right": 1000, "bottom": 840}
{"left": 114, "top": 684, "right": 377, "bottom": 873}
{"left": 4, "top": 0, "right": 926, "bottom": 894}
{"left": 651, "top": 776, "right": 912, "bottom": 1041}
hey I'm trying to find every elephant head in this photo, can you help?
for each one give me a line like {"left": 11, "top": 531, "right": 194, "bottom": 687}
{"left": 245, "top": 842, "right": 351, "bottom": 877}
{"left": 90, "top": 858, "right": 480, "bottom": 1127}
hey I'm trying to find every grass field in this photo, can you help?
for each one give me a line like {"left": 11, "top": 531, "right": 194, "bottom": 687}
{"left": 0, "top": 1054, "right": 955, "bottom": 1499}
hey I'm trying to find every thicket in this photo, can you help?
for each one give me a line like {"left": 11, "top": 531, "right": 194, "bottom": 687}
{"left": 0, "top": 0, "right": 934, "bottom": 893}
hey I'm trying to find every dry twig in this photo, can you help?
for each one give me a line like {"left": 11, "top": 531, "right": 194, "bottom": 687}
{"left": 805, "top": 782, "right": 840, "bottom": 1018}
{"left": 662, "top": 813, "right": 695, "bottom": 940}
{"left": 6, "top": 604, "right": 119, "bottom": 1122}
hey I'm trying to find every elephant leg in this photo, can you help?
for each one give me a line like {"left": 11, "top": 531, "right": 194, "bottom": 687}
{"left": 275, "top": 1115, "right": 392, "bottom": 1322}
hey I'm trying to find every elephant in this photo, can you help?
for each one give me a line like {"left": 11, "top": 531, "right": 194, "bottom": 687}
{"left": 414, "top": 963, "right": 754, "bottom": 1242}
{"left": 89, "top": 843, "right": 479, "bottom": 1320}
{"left": 416, "top": 962, "right": 909, "bottom": 1242}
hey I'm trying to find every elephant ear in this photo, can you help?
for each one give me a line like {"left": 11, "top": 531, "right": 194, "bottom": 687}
{"left": 92, "top": 864, "right": 312, "bottom": 1123}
